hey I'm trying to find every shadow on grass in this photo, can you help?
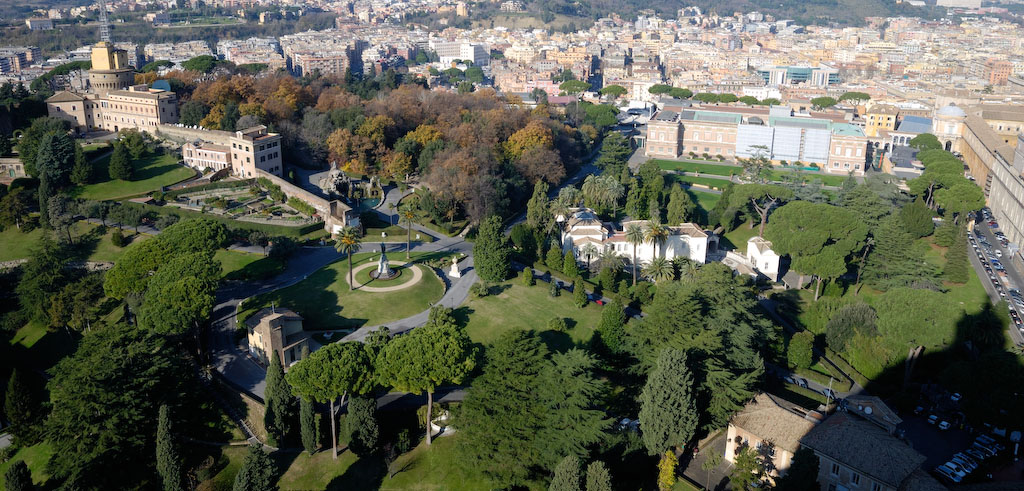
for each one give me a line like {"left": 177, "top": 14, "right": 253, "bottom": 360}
{"left": 325, "top": 454, "right": 386, "bottom": 490}
{"left": 538, "top": 329, "right": 574, "bottom": 353}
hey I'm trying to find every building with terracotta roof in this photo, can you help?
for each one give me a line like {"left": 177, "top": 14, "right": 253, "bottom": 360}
{"left": 558, "top": 208, "right": 712, "bottom": 265}
{"left": 45, "top": 42, "right": 178, "bottom": 135}
{"left": 245, "top": 307, "right": 310, "bottom": 370}
{"left": 726, "top": 393, "right": 823, "bottom": 478}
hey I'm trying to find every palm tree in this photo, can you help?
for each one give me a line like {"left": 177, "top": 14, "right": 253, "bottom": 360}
{"left": 400, "top": 205, "right": 417, "bottom": 260}
{"left": 644, "top": 221, "right": 669, "bottom": 259}
{"left": 581, "top": 242, "right": 599, "bottom": 271}
{"left": 335, "top": 226, "right": 362, "bottom": 291}
{"left": 626, "top": 223, "right": 644, "bottom": 287}
{"left": 597, "top": 248, "right": 621, "bottom": 271}
{"left": 673, "top": 257, "right": 699, "bottom": 281}
{"left": 644, "top": 257, "right": 674, "bottom": 283}
{"left": 602, "top": 175, "right": 625, "bottom": 219}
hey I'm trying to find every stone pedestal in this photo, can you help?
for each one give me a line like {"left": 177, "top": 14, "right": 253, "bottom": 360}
{"left": 448, "top": 257, "right": 461, "bottom": 278}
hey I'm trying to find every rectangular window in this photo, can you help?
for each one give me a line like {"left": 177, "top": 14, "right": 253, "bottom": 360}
{"left": 871, "top": 484, "right": 881, "bottom": 491}
{"left": 830, "top": 463, "right": 840, "bottom": 476}
{"left": 851, "top": 473, "right": 860, "bottom": 486}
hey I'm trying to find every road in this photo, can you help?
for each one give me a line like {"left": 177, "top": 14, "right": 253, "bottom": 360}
{"left": 968, "top": 217, "right": 1024, "bottom": 345}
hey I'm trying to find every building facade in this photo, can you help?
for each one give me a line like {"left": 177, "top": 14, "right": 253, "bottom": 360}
{"left": 45, "top": 42, "right": 179, "bottom": 135}
{"left": 245, "top": 308, "right": 310, "bottom": 370}
{"left": 180, "top": 125, "right": 283, "bottom": 178}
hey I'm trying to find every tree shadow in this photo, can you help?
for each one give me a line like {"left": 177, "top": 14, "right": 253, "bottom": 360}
{"left": 325, "top": 454, "right": 387, "bottom": 490}
{"left": 858, "top": 298, "right": 1024, "bottom": 474}
{"left": 538, "top": 329, "right": 574, "bottom": 353}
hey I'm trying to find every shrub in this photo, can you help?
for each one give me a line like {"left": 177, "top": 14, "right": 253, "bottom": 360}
{"left": 548, "top": 317, "right": 567, "bottom": 331}
{"left": 715, "top": 154, "right": 724, "bottom": 161}
{"left": 549, "top": 281, "right": 560, "bottom": 297}
{"left": 573, "top": 283, "right": 588, "bottom": 308}
{"left": 701, "top": 153, "right": 710, "bottom": 159}
{"left": 470, "top": 282, "right": 490, "bottom": 298}
{"left": 287, "top": 197, "right": 317, "bottom": 216}
{"left": 522, "top": 269, "right": 535, "bottom": 286}
{"left": 111, "top": 229, "right": 125, "bottom": 247}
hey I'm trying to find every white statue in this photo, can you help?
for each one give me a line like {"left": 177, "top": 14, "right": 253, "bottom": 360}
{"left": 448, "top": 255, "right": 461, "bottom": 278}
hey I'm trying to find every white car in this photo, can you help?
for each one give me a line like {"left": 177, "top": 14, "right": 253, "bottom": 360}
{"left": 940, "top": 462, "right": 968, "bottom": 479}
{"left": 952, "top": 454, "right": 977, "bottom": 471}
{"left": 951, "top": 392, "right": 962, "bottom": 402}
{"left": 935, "top": 466, "right": 962, "bottom": 483}
{"left": 996, "top": 250, "right": 1003, "bottom": 258}
{"left": 939, "top": 421, "right": 951, "bottom": 430}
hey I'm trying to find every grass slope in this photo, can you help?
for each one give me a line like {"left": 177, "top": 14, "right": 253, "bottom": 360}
{"left": 73, "top": 151, "right": 194, "bottom": 201}
{"left": 0, "top": 442, "right": 54, "bottom": 488}
{"left": 456, "top": 281, "right": 603, "bottom": 351}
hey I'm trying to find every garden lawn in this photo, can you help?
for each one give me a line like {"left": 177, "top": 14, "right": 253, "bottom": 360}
{"left": 652, "top": 159, "right": 848, "bottom": 186}
{"left": 381, "top": 436, "right": 497, "bottom": 491}
{"left": 0, "top": 226, "right": 44, "bottom": 261}
{"left": 667, "top": 174, "right": 731, "bottom": 190}
{"left": 723, "top": 224, "right": 759, "bottom": 251}
{"left": 196, "top": 445, "right": 247, "bottom": 491}
{"left": 275, "top": 449, "right": 384, "bottom": 490}
{"left": 0, "top": 442, "right": 54, "bottom": 487}
{"left": 362, "top": 214, "right": 435, "bottom": 243}
{"left": 73, "top": 151, "right": 194, "bottom": 201}
{"left": 689, "top": 190, "right": 720, "bottom": 225}
{"left": 215, "top": 250, "right": 286, "bottom": 281}
{"left": 458, "top": 281, "right": 603, "bottom": 351}
{"left": 10, "top": 320, "right": 47, "bottom": 348}
{"left": 237, "top": 253, "right": 445, "bottom": 330}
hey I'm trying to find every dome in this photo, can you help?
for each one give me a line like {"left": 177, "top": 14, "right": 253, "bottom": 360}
{"left": 936, "top": 104, "right": 966, "bottom": 118}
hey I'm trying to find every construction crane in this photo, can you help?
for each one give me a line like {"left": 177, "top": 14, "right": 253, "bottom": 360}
{"left": 97, "top": 0, "right": 112, "bottom": 43}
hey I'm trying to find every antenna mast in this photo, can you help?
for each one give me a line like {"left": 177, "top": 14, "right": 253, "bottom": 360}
{"left": 97, "top": 0, "right": 112, "bottom": 43}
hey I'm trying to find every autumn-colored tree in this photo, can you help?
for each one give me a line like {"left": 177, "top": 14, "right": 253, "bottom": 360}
{"left": 406, "top": 124, "right": 444, "bottom": 146}
{"left": 505, "top": 120, "right": 554, "bottom": 159}
{"left": 381, "top": 151, "right": 413, "bottom": 180}
{"left": 515, "top": 146, "right": 565, "bottom": 185}
{"left": 315, "top": 86, "right": 361, "bottom": 112}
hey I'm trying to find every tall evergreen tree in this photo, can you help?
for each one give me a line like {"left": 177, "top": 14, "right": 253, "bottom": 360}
{"left": 264, "top": 351, "right": 295, "bottom": 446}
{"left": 536, "top": 349, "right": 609, "bottom": 468}
{"left": 3, "top": 368, "right": 44, "bottom": 445}
{"left": 108, "top": 142, "right": 133, "bottom": 181}
{"left": 70, "top": 143, "right": 91, "bottom": 185}
{"left": 526, "top": 180, "right": 552, "bottom": 230}
{"left": 457, "top": 331, "right": 550, "bottom": 486}
{"left": 4, "top": 460, "right": 33, "bottom": 491}
{"left": 0, "top": 132, "right": 12, "bottom": 157}
{"left": 899, "top": 197, "right": 934, "bottom": 238}
{"left": 232, "top": 444, "right": 276, "bottom": 491}
{"left": 550, "top": 455, "right": 582, "bottom": 491}
{"left": 563, "top": 250, "right": 580, "bottom": 278}
{"left": 585, "top": 461, "right": 612, "bottom": 491}
{"left": 594, "top": 300, "right": 627, "bottom": 355}
{"left": 156, "top": 405, "right": 183, "bottom": 491}
{"left": 297, "top": 345, "right": 319, "bottom": 455}
{"left": 473, "top": 215, "right": 511, "bottom": 282}
{"left": 639, "top": 349, "right": 698, "bottom": 455}
{"left": 666, "top": 184, "right": 696, "bottom": 224}
{"left": 862, "top": 214, "right": 937, "bottom": 290}
{"left": 944, "top": 224, "right": 969, "bottom": 284}
{"left": 344, "top": 396, "right": 379, "bottom": 457}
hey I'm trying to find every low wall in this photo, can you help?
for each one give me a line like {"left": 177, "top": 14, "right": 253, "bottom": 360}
{"left": 255, "top": 169, "right": 354, "bottom": 235}
{"left": 156, "top": 124, "right": 233, "bottom": 145}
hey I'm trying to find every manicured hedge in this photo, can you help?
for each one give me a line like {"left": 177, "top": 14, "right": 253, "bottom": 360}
{"left": 122, "top": 202, "right": 324, "bottom": 237}
{"left": 165, "top": 179, "right": 254, "bottom": 200}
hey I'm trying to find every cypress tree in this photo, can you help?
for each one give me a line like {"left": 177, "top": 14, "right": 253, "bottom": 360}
{"left": 345, "top": 396, "right": 379, "bottom": 457}
{"left": 232, "top": 444, "right": 275, "bottom": 491}
{"left": 0, "top": 132, "right": 12, "bottom": 156}
{"left": 70, "top": 144, "right": 92, "bottom": 185}
{"left": 4, "top": 460, "right": 33, "bottom": 491}
{"left": 156, "top": 405, "right": 183, "bottom": 491}
{"left": 573, "top": 282, "right": 588, "bottom": 308}
{"left": 549, "top": 455, "right": 582, "bottom": 491}
{"left": 298, "top": 345, "right": 319, "bottom": 455}
{"left": 585, "top": 461, "right": 612, "bottom": 491}
{"left": 473, "top": 215, "right": 511, "bottom": 282}
{"left": 863, "top": 214, "right": 936, "bottom": 290}
{"left": 638, "top": 349, "right": 698, "bottom": 455}
{"left": 108, "top": 142, "right": 133, "bottom": 181}
{"left": 263, "top": 351, "right": 294, "bottom": 446}
{"left": 944, "top": 224, "right": 969, "bottom": 284}
{"left": 563, "top": 251, "right": 580, "bottom": 278}
{"left": 899, "top": 197, "right": 934, "bottom": 238}
{"left": 3, "top": 368, "right": 43, "bottom": 445}
{"left": 547, "top": 246, "right": 564, "bottom": 272}
{"left": 594, "top": 300, "right": 626, "bottom": 355}
{"left": 666, "top": 185, "right": 696, "bottom": 224}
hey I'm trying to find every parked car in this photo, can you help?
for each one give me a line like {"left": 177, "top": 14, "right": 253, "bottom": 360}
{"left": 939, "top": 421, "right": 951, "bottom": 430}
{"left": 996, "top": 250, "right": 1003, "bottom": 258}
{"left": 952, "top": 453, "right": 977, "bottom": 472}
{"left": 965, "top": 448, "right": 987, "bottom": 461}
{"left": 914, "top": 406, "right": 925, "bottom": 415}
{"left": 928, "top": 414, "right": 939, "bottom": 425}
{"left": 821, "top": 388, "right": 838, "bottom": 400}
{"left": 971, "top": 442, "right": 997, "bottom": 457}
{"left": 935, "top": 466, "right": 962, "bottom": 483}
{"left": 951, "top": 393, "right": 962, "bottom": 402}
{"left": 797, "top": 378, "right": 809, "bottom": 389}
{"left": 976, "top": 435, "right": 1005, "bottom": 451}
{"left": 943, "top": 461, "right": 970, "bottom": 478}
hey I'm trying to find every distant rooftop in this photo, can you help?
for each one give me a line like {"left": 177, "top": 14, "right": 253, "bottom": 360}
{"left": 895, "top": 115, "right": 932, "bottom": 134}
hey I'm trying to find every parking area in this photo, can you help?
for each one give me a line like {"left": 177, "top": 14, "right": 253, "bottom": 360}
{"left": 901, "top": 414, "right": 973, "bottom": 468}
{"left": 968, "top": 208, "right": 1024, "bottom": 345}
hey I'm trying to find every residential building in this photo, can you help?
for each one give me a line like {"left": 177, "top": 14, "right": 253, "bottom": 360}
{"left": 180, "top": 125, "right": 283, "bottom": 178}
{"left": 25, "top": 18, "right": 54, "bottom": 31}
{"left": 45, "top": 42, "right": 179, "bottom": 134}
{"left": 725, "top": 393, "right": 822, "bottom": 479}
{"left": 245, "top": 307, "right": 310, "bottom": 370}
{"left": 802, "top": 412, "right": 937, "bottom": 491}
{"left": 645, "top": 110, "right": 685, "bottom": 158}
{"left": 746, "top": 237, "right": 781, "bottom": 282}
{"left": 0, "top": 157, "right": 27, "bottom": 184}
{"left": 985, "top": 59, "right": 1013, "bottom": 86}
{"left": 558, "top": 208, "right": 712, "bottom": 265}
{"left": 756, "top": 66, "right": 840, "bottom": 86}
{"left": 433, "top": 41, "right": 488, "bottom": 67}
{"left": 863, "top": 104, "right": 899, "bottom": 138}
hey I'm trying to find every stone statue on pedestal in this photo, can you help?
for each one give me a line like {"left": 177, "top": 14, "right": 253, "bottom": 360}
{"left": 448, "top": 256, "right": 461, "bottom": 278}
{"left": 373, "top": 243, "right": 397, "bottom": 280}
